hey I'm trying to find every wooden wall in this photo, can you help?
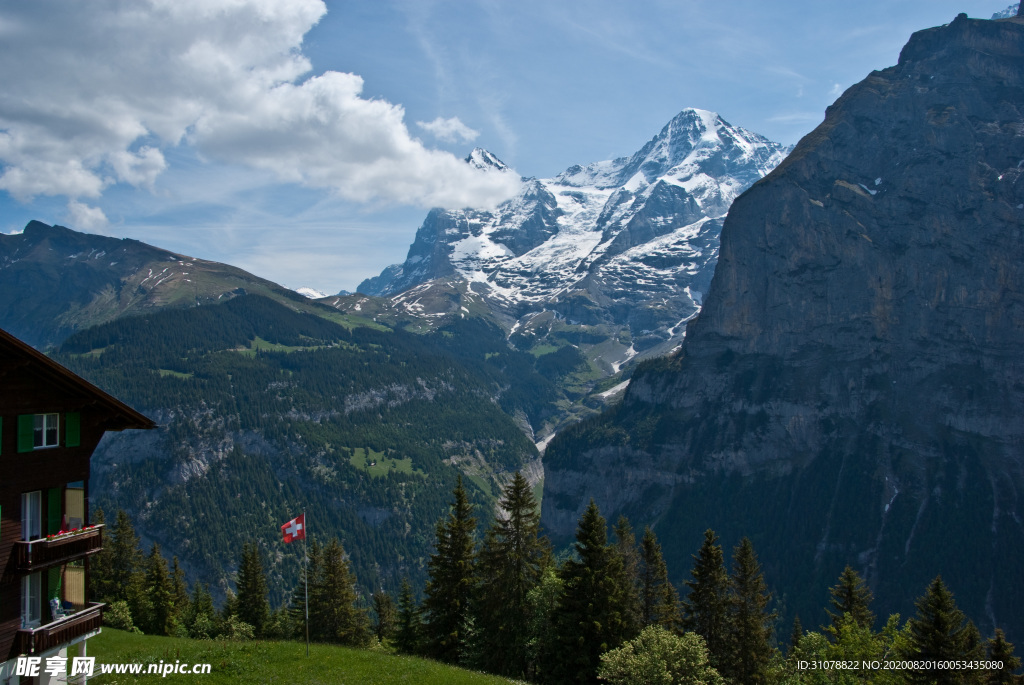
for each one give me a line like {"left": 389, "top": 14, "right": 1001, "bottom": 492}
{"left": 0, "top": 360, "right": 112, "bottom": 662}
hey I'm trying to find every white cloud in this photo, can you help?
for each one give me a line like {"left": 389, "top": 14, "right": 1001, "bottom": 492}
{"left": 416, "top": 117, "right": 480, "bottom": 143}
{"left": 0, "top": 1, "right": 519, "bottom": 211}
{"left": 66, "top": 201, "right": 109, "bottom": 231}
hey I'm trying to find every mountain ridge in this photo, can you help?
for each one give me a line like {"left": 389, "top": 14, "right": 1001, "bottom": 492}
{"left": 542, "top": 13, "right": 1024, "bottom": 640}
{"left": 349, "top": 109, "right": 790, "bottom": 420}
{"left": 0, "top": 220, "right": 315, "bottom": 348}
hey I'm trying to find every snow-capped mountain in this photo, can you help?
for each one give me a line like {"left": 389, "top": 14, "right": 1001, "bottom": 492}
{"left": 294, "top": 286, "right": 329, "bottom": 299}
{"left": 356, "top": 108, "right": 790, "bottom": 372}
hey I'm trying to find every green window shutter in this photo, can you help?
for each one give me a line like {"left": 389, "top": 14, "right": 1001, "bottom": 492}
{"left": 18, "top": 414, "right": 34, "bottom": 453}
{"left": 48, "top": 488, "right": 62, "bottom": 535}
{"left": 65, "top": 412, "right": 81, "bottom": 448}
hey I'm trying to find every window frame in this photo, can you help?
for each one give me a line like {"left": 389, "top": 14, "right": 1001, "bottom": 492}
{"left": 22, "top": 490, "right": 41, "bottom": 541}
{"left": 22, "top": 572, "right": 41, "bottom": 629}
{"left": 34, "top": 412, "right": 59, "bottom": 449}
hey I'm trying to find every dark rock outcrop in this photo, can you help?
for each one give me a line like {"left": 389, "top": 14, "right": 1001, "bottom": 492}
{"left": 543, "top": 14, "right": 1024, "bottom": 639}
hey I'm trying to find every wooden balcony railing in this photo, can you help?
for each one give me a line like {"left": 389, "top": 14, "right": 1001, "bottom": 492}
{"left": 13, "top": 525, "right": 103, "bottom": 572}
{"left": 15, "top": 603, "right": 104, "bottom": 655}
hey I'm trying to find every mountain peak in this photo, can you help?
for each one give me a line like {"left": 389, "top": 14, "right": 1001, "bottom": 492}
{"left": 465, "top": 148, "right": 509, "bottom": 172}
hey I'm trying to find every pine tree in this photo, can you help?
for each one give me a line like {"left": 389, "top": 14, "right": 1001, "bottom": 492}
{"left": 395, "top": 578, "right": 422, "bottom": 655}
{"left": 639, "top": 526, "right": 679, "bottom": 631}
{"left": 318, "top": 538, "right": 369, "bottom": 646}
{"left": 107, "top": 510, "right": 144, "bottom": 603}
{"left": 423, "top": 476, "right": 477, "bottom": 664}
{"left": 827, "top": 565, "right": 875, "bottom": 631}
{"left": 169, "top": 557, "right": 189, "bottom": 634}
{"left": 549, "top": 499, "right": 632, "bottom": 685}
{"left": 903, "top": 576, "right": 982, "bottom": 685}
{"left": 373, "top": 590, "right": 397, "bottom": 643}
{"left": 89, "top": 507, "right": 114, "bottom": 602}
{"left": 788, "top": 615, "right": 803, "bottom": 658}
{"left": 724, "top": 537, "right": 776, "bottom": 685}
{"left": 235, "top": 542, "right": 270, "bottom": 638}
{"left": 141, "top": 543, "right": 173, "bottom": 635}
{"left": 472, "top": 471, "right": 547, "bottom": 677}
{"left": 986, "top": 629, "right": 1023, "bottom": 685}
{"left": 186, "top": 582, "right": 217, "bottom": 639}
{"left": 682, "top": 529, "right": 731, "bottom": 670}
{"left": 613, "top": 516, "right": 643, "bottom": 638}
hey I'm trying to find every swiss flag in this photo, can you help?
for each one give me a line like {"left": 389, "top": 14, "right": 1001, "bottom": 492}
{"left": 281, "top": 514, "right": 306, "bottom": 543}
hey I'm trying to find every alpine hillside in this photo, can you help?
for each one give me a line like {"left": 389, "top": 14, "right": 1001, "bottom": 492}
{"left": 55, "top": 294, "right": 559, "bottom": 605}
{"left": 0, "top": 220, "right": 327, "bottom": 349}
{"left": 543, "top": 13, "right": 1024, "bottom": 642}
{"left": 354, "top": 109, "right": 790, "bottom": 393}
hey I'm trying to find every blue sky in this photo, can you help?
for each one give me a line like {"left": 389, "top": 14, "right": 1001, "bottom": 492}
{"left": 0, "top": 1, "right": 1013, "bottom": 294}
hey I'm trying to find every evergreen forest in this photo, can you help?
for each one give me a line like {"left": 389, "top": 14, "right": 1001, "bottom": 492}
{"left": 88, "top": 477, "right": 1023, "bottom": 685}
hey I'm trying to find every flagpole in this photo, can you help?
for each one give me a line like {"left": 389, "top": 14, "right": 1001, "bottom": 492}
{"left": 303, "top": 509, "right": 309, "bottom": 658}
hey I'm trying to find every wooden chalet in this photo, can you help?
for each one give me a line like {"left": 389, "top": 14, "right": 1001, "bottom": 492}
{"left": 0, "top": 327, "right": 153, "bottom": 684}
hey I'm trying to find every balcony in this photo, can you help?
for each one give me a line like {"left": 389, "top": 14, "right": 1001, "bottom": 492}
{"left": 13, "top": 525, "right": 104, "bottom": 573}
{"left": 16, "top": 603, "right": 104, "bottom": 655}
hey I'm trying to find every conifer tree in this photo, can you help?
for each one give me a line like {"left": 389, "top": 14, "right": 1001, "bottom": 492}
{"left": 682, "top": 529, "right": 731, "bottom": 670}
{"left": 236, "top": 542, "right": 270, "bottom": 638}
{"left": 170, "top": 557, "right": 189, "bottom": 633}
{"left": 788, "top": 615, "right": 803, "bottom": 658}
{"left": 423, "top": 476, "right": 477, "bottom": 664}
{"left": 723, "top": 537, "right": 776, "bottom": 685}
{"left": 107, "top": 510, "right": 145, "bottom": 603}
{"left": 613, "top": 516, "right": 643, "bottom": 638}
{"left": 986, "top": 629, "right": 1023, "bottom": 685}
{"left": 472, "top": 471, "right": 547, "bottom": 677}
{"left": 827, "top": 565, "right": 875, "bottom": 631}
{"left": 318, "top": 538, "right": 369, "bottom": 646}
{"left": 903, "top": 576, "right": 983, "bottom": 685}
{"left": 395, "top": 578, "right": 422, "bottom": 655}
{"left": 373, "top": 590, "right": 397, "bottom": 642}
{"left": 89, "top": 507, "right": 113, "bottom": 602}
{"left": 639, "top": 526, "right": 679, "bottom": 631}
{"left": 549, "top": 500, "right": 632, "bottom": 685}
{"left": 186, "top": 582, "right": 217, "bottom": 639}
{"left": 141, "top": 543, "right": 173, "bottom": 635}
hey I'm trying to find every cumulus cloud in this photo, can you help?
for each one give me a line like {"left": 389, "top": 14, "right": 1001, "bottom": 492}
{"left": 66, "top": 201, "right": 109, "bottom": 231}
{"left": 0, "top": 1, "right": 519, "bottom": 210}
{"left": 417, "top": 117, "right": 481, "bottom": 143}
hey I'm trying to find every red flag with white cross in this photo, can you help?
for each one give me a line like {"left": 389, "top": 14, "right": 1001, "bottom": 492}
{"left": 281, "top": 514, "right": 305, "bottom": 543}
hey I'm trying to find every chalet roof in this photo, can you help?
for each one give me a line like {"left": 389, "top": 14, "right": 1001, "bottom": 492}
{"left": 0, "top": 326, "right": 154, "bottom": 431}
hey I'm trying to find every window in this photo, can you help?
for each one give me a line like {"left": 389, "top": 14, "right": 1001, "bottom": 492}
{"left": 22, "top": 491, "right": 41, "bottom": 541}
{"left": 22, "top": 573, "right": 41, "bottom": 629}
{"left": 35, "top": 413, "right": 59, "bottom": 448}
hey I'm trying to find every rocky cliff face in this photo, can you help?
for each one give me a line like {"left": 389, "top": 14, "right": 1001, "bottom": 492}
{"left": 543, "top": 14, "right": 1024, "bottom": 639}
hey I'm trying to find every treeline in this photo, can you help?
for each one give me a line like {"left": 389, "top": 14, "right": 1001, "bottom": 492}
{"left": 93, "top": 482, "right": 1023, "bottom": 684}
{"left": 383, "top": 474, "right": 1023, "bottom": 684}
{"left": 90, "top": 507, "right": 370, "bottom": 643}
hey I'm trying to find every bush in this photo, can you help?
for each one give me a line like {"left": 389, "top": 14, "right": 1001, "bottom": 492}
{"left": 221, "top": 615, "right": 255, "bottom": 641}
{"left": 598, "top": 626, "right": 723, "bottom": 685}
{"left": 103, "top": 601, "right": 141, "bottom": 634}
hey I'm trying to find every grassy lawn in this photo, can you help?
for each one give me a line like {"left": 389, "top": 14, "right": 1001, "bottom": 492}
{"left": 348, "top": 447, "right": 416, "bottom": 477}
{"left": 88, "top": 629, "right": 524, "bottom": 684}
